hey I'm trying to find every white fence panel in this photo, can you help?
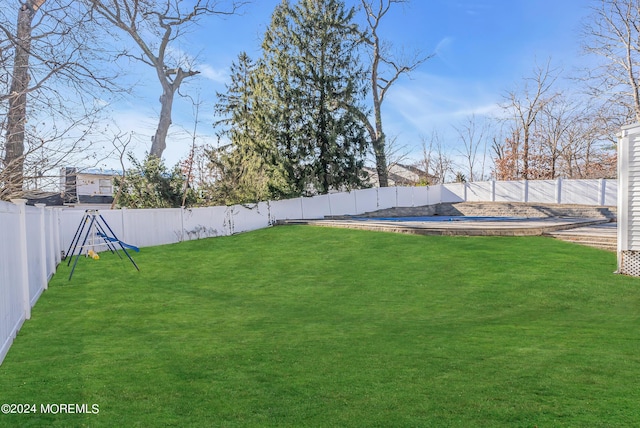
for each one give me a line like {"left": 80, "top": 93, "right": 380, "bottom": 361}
{"left": 183, "top": 206, "right": 228, "bottom": 240}
{"left": 301, "top": 194, "right": 331, "bottom": 219}
{"left": 467, "top": 182, "right": 493, "bottom": 202}
{"left": 45, "top": 209, "right": 61, "bottom": 275}
{"left": 377, "top": 187, "right": 397, "bottom": 210}
{"left": 0, "top": 202, "right": 26, "bottom": 366}
{"left": 428, "top": 185, "right": 443, "bottom": 205}
{"left": 494, "top": 181, "right": 524, "bottom": 202}
{"left": 604, "top": 179, "right": 617, "bottom": 206}
{"left": 354, "top": 188, "right": 379, "bottom": 214}
{"left": 59, "top": 209, "right": 89, "bottom": 256}
{"left": 269, "top": 198, "right": 303, "bottom": 221}
{"left": 229, "top": 203, "right": 270, "bottom": 234}
{"left": 396, "top": 187, "right": 414, "bottom": 207}
{"left": 123, "top": 208, "right": 182, "bottom": 248}
{"left": 412, "top": 186, "right": 431, "bottom": 207}
{"left": 527, "top": 180, "right": 557, "bottom": 203}
{"left": 561, "top": 179, "right": 600, "bottom": 205}
{"left": 25, "top": 207, "right": 46, "bottom": 306}
{"left": 440, "top": 183, "right": 465, "bottom": 203}
{"left": 328, "top": 192, "right": 357, "bottom": 216}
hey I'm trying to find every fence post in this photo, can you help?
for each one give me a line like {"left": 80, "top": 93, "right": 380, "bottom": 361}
{"left": 599, "top": 178, "right": 606, "bottom": 206}
{"left": 556, "top": 177, "right": 563, "bottom": 204}
{"left": 121, "top": 207, "right": 128, "bottom": 244}
{"left": 35, "top": 204, "right": 48, "bottom": 290}
{"left": 10, "top": 199, "right": 31, "bottom": 320}
{"left": 180, "top": 206, "right": 185, "bottom": 242}
{"left": 353, "top": 190, "right": 359, "bottom": 214}
{"left": 53, "top": 208, "right": 62, "bottom": 264}
{"left": 491, "top": 180, "right": 496, "bottom": 202}
{"left": 522, "top": 180, "right": 529, "bottom": 202}
{"left": 45, "top": 207, "right": 54, "bottom": 277}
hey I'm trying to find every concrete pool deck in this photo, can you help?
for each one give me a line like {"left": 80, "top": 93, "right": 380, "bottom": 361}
{"left": 276, "top": 217, "right": 613, "bottom": 237}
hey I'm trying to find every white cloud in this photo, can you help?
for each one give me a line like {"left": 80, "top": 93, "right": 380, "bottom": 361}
{"left": 435, "top": 36, "right": 454, "bottom": 57}
{"left": 385, "top": 72, "right": 501, "bottom": 135}
{"left": 163, "top": 45, "right": 229, "bottom": 85}
{"left": 198, "top": 64, "right": 228, "bottom": 84}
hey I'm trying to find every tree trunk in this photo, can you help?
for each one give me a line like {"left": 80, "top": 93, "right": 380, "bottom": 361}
{"left": 371, "top": 50, "right": 389, "bottom": 188}
{"left": 150, "top": 85, "right": 174, "bottom": 159}
{"left": 522, "top": 127, "right": 529, "bottom": 180}
{"left": 149, "top": 68, "right": 197, "bottom": 159}
{"left": 3, "top": 1, "right": 45, "bottom": 197}
{"left": 372, "top": 134, "right": 388, "bottom": 187}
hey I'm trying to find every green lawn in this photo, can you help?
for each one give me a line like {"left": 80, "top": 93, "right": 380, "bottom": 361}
{"left": 1, "top": 225, "right": 639, "bottom": 427}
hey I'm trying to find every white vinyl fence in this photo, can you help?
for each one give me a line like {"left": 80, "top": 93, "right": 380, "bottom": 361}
{"left": 0, "top": 178, "right": 618, "bottom": 365}
{"left": 1, "top": 200, "right": 62, "bottom": 365}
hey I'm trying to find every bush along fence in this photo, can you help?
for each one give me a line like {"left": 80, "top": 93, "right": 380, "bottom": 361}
{"left": 0, "top": 178, "right": 618, "bottom": 365}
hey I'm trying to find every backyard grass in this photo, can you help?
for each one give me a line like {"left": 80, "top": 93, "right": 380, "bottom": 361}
{"left": 1, "top": 225, "right": 639, "bottom": 427}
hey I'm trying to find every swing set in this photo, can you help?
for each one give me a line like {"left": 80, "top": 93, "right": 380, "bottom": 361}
{"left": 64, "top": 210, "right": 140, "bottom": 280}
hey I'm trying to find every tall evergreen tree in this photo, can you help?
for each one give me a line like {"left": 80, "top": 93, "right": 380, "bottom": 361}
{"left": 261, "top": 0, "right": 370, "bottom": 195}
{"left": 212, "top": 52, "right": 292, "bottom": 204}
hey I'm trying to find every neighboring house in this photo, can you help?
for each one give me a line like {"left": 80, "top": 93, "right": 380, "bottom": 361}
{"left": 364, "top": 164, "right": 436, "bottom": 187}
{"left": 24, "top": 190, "right": 64, "bottom": 206}
{"left": 61, "top": 167, "right": 120, "bottom": 206}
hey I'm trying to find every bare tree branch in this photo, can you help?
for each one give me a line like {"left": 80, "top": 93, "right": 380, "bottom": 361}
{"left": 582, "top": 0, "right": 640, "bottom": 122}
{"left": 501, "top": 58, "right": 559, "bottom": 179}
{"left": 88, "top": 0, "right": 248, "bottom": 159}
{"left": 360, "top": 0, "right": 433, "bottom": 187}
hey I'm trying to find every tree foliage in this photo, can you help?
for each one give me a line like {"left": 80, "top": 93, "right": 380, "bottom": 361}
{"left": 264, "top": 0, "right": 370, "bottom": 195}
{"left": 212, "top": 0, "right": 370, "bottom": 203}
{"left": 211, "top": 52, "right": 292, "bottom": 205}
{"left": 113, "top": 154, "right": 195, "bottom": 208}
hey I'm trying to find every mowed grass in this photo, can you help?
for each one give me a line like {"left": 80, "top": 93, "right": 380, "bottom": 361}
{"left": 1, "top": 225, "right": 639, "bottom": 427}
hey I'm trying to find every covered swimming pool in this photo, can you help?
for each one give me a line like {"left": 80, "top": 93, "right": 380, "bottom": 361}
{"left": 351, "top": 216, "right": 528, "bottom": 223}
{"left": 278, "top": 216, "right": 611, "bottom": 237}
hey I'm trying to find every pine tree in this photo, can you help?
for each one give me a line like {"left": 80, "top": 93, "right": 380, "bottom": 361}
{"left": 261, "top": 0, "right": 370, "bottom": 195}
{"left": 212, "top": 52, "right": 292, "bottom": 204}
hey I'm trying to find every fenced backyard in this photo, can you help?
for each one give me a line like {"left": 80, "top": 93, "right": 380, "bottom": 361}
{"left": 0, "top": 178, "right": 618, "bottom": 367}
{"left": 1, "top": 226, "right": 639, "bottom": 426}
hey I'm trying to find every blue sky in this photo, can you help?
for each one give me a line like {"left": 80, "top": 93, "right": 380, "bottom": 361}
{"left": 99, "top": 0, "right": 596, "bottom": 175}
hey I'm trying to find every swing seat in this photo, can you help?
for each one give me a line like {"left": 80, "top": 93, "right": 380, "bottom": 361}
{"left": 97, "top": 232, "right": 140, "bottom": 252}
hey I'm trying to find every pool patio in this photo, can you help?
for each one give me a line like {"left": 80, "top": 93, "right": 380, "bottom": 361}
{"left": 277, "top": 216, "right": 613, "bottom": 237}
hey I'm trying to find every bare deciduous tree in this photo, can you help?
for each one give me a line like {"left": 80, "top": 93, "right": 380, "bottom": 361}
{"left": 583, "top": 0, "right": 640, "bottom": 122}
{"left": 495, "top": 89, "right": 617, "bottom": 181}
{"left": 1, "top": 0, "right": 119, "bottom": 200}
{"left": 2, "top": 1, "right": 47, "bottom": 198}
{"left": 87, "top": 0, "right": 246, "bottom": 160}
{"left": 108, "top": 128, "right": 134, "bottom": 209}
{"left": 359, "top": 0, "right": 432, "bottom": 187}
{"left": 502, "top": 59, "right": 558, "bottom": 179}
{"left": 532, "top": 94, "right": 575, "bottom": 179}
{"left": 453, "top": 114, "right": 489, "bottom": 182}
{"left": 417, "top": 131, "right": 453, "bottom": 184}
